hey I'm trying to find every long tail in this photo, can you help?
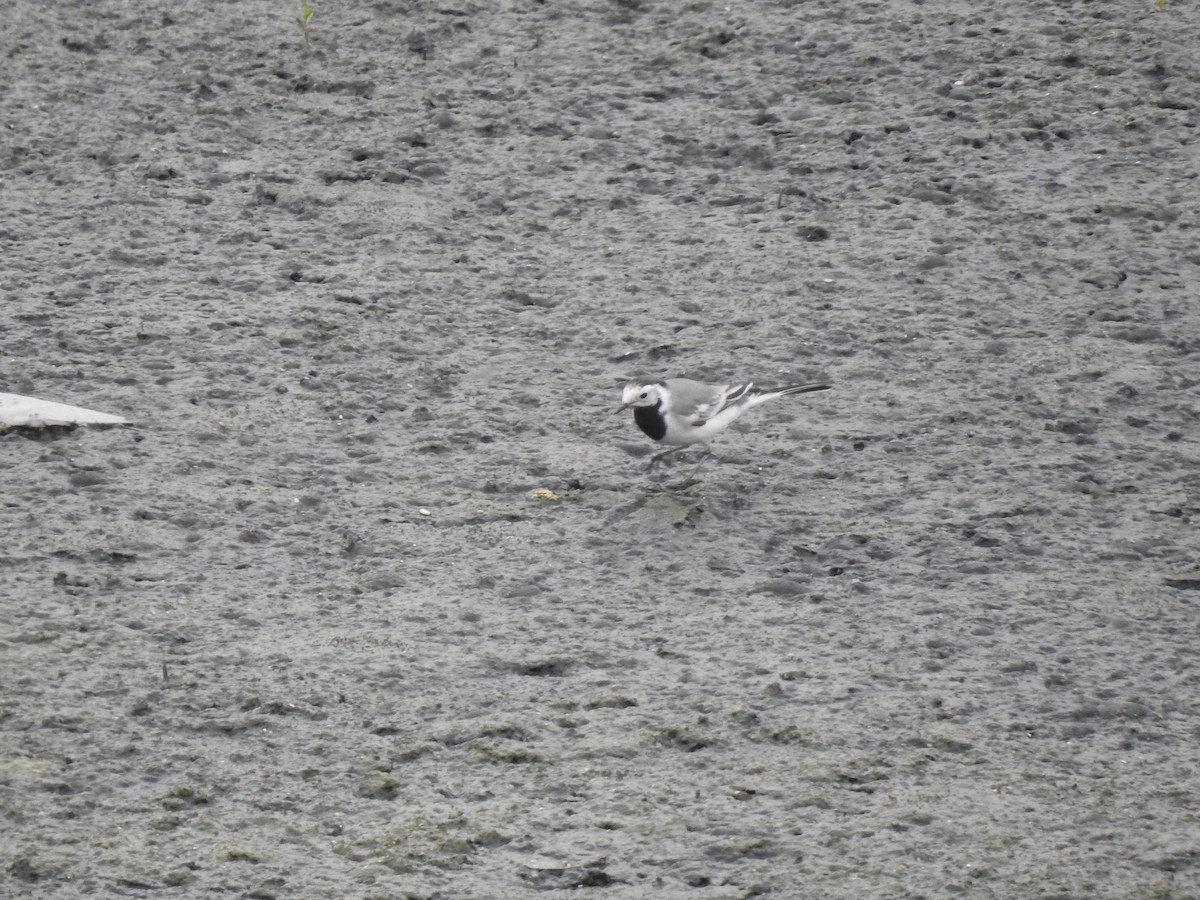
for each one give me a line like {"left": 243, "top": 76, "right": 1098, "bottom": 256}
{"left": 742, "top": 381, "right": 830, "bottom": 410}
{"left": 775, "top": 382, "right": 832, "bottom": 397}
{"left": 751, "top": 382, "right": 831, "bottom": 401}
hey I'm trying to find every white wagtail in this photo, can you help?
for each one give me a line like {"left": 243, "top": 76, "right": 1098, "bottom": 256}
{"left": 617, "top": 378, "right": 831, "bottom": 467}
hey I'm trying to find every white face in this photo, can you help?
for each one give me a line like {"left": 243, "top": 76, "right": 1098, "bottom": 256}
{"left": 621, "top": 383, "right": 661, "bottom": 408}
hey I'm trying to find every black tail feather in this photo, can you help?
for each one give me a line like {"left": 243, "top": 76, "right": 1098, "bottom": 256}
{"left": 776, "top": 383, "right": 832, "bottom": 396}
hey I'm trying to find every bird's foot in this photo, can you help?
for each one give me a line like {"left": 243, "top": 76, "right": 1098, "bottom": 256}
{"left": 648, "top": 445, "right": 711, "bottom": 472}
{"left": 647, "top": 447, "right": 684, "bottom": 470}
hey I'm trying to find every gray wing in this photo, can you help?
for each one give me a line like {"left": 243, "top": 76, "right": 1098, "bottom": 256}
{"left": 664, "top": 379, "right": 751, "bottom": 425}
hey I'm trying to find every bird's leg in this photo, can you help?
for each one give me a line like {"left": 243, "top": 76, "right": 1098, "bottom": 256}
{"left": 689, "top": 444, "right": 713, "bottom": 473}
{"left": 666, "top": 446, "right": 711, "bottom": 490}
{"left": 647, "top": 446, "right": 687, "bottom": 470}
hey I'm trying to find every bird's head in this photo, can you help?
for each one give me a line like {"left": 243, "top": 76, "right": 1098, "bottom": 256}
{"left": 617, "top": 383, "right": 663, "bottom": 412}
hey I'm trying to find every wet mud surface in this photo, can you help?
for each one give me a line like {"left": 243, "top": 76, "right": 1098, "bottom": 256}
{"left": 3, "top": 1, "right": 1200, "bottom": 897}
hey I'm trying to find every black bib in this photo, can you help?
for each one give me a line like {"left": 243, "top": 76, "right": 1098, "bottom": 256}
{"left": 633, "top": 402, "right": 667, "bottom": 441}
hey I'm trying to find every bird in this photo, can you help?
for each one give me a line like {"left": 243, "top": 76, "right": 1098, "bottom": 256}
{"left": 617, "top": 378, "right": 830, "bottom": 467}
{"left": 0, "top": 393, "right": 129, "bottom": 430}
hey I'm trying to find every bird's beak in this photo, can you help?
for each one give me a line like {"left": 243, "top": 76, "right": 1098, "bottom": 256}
{"left": 614, "top": 403, "right": 629, "bottom": 415}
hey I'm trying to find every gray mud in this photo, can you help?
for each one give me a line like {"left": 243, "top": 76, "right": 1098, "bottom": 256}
{"left": 3, "top": 1, "right": 1199, "bottom": 897}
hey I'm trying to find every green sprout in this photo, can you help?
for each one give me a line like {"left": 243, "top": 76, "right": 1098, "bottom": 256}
{"left": 297, "top": 0, "right": 315, "bottom": 47}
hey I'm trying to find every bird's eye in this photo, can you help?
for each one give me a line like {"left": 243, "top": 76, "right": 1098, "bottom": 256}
{"left": 639, "top": 392, "right": 648, "bottom": 399}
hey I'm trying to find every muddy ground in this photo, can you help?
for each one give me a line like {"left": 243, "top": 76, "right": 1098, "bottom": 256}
{"left": 3, "top": 1, "right": 1199, "bottom": 897}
